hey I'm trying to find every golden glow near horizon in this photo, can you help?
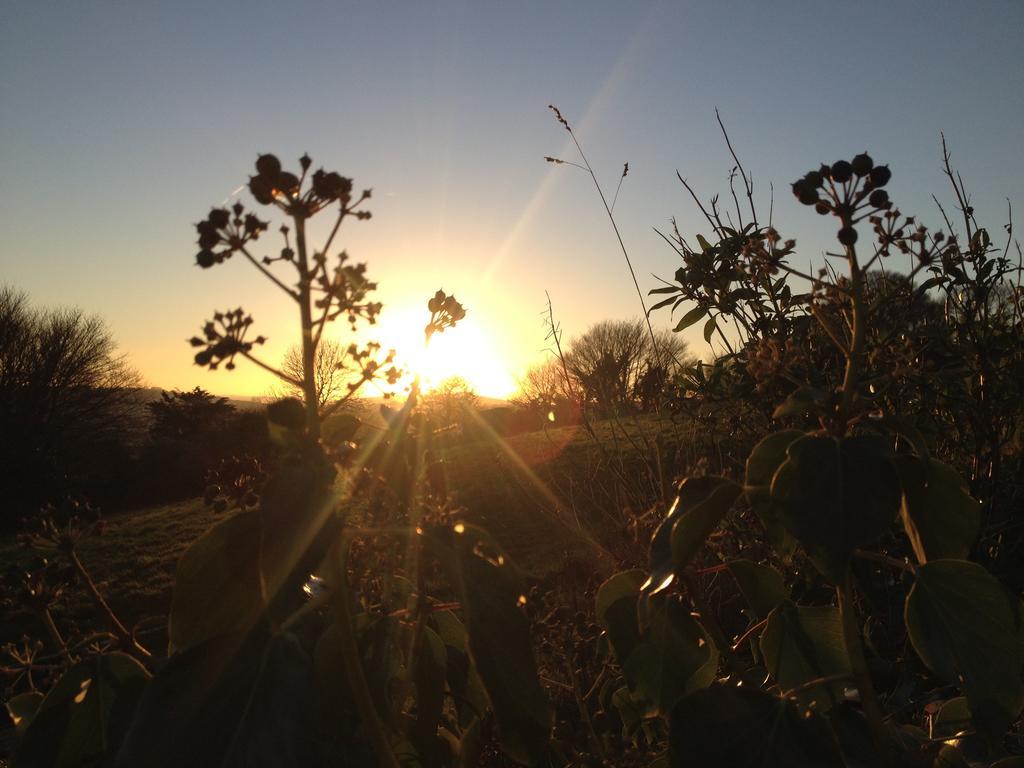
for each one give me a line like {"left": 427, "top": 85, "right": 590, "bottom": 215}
{"left": 372, "top": 305, "right": 519, "bottom": 399}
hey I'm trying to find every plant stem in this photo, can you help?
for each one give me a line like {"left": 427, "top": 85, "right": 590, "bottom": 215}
{"left": 294, "top": 216, "right": 321, "bottom": 438}
{"left": 70, "top": 551, "right": 150, "bottom": 658}
{"left": 837, "top": 576, "right": 891, "bottom": 766}
{"left": 839, "top": 244, "right": 865, "bottom": 430}
{"left": 328, "top": 540, "right": 400, "bottom": 768}
{"left": 40, "top": 608, "right": 70, "bottom": 662}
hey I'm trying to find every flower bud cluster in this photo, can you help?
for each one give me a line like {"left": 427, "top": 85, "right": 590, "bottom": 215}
{"left": 791, "top": 154, "right": 892, "bottom": 246}
{"left": 189, "top": 307, "right": 265, "bottom": 371}
{"left": 425, "top": 290, "right": 467, "bottom": 339}
{"left": 195, "top": 202, "right": 269, "bottom": 269}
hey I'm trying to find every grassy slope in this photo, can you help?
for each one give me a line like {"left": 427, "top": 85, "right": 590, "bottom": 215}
{"left": 0, "top": 412, "right": 699, "bottom": 649}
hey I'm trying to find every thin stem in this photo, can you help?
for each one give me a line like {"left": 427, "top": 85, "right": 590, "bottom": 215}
{"left": 40, "top": 608, "right": 70, "bottom": 662}
{"left": 328, "top": 540, "right": 400, "bottom": 768}
{"left": 70, "top": 551, "right": 150, "bottom": 658}
{"left": 838, "top": 575, "right": 892, "bottom": 766}
{"left": 839, "top": 244, "right": 865, "bottom": 430}
{"left": 781, "top": 672, "right": 856, "bottom": 700}
{"left": 239, "top": 350, "right": 302, "bottom": 387}
{"left": 731, "top": 617, "right": 768, "bottom": 652}
{"left": 294, "top": 216, "right": 321, "bottom": 438}
{"left": 715, "top": 108, "right": 757, "bottom": 226}
{"left": 562, "top": 122, "right": 660, "bottom": 360}
{"left": 239, "top": 246, "right": 299, "bottom": 300}
{"left": 853, "top": 548, "right": 916, "bottom": 574}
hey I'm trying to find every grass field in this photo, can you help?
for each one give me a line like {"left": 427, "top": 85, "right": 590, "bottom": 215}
{"left": 0, "top": 411, "right": 716, "bottom": 652}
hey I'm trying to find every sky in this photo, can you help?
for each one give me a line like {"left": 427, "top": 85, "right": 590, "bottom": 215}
{"left": 2, "top": 1, "right": 1022, "bottom": 398}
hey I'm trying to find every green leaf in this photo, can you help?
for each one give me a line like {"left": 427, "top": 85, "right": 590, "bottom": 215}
{"left": 727, "top": 560, "right": 788, "bottom": 621}
{"left": 648, "top": 295, "right": 679, "bottom": 314}
{"left": 931, "top": 697, "right": 972, "bottom": 739}
{"left": 905, "top": 559, "right": 1024, "bottom": 742}
{"left": 895, "top": 457, "right": 980, "bottom": 563}
{"left": 115, "top": 632, "right": 271, "bottom": 768}
{"left": 744, "top": 430, "right": 804, "bottom": 556}
{"left": 258, "top": 461, "right": 339, "bottom": 621}
{"left": 168, "top": 511, "right": 265, "bottom": 654}
{"left": 696, "top": 234, "right": 713, "bottom": 252}
{"left": 771, "top": 436, "right": 900, "bottom": 582}
{"left": 15, "top": 654, "right": 149, "bottom": 768}
{"left": 703, "top": 315, "right": 717, "bottom": 343}
{"left": 598, "top": 575, "right": 716, "bottom": 716}
{"left": 426, "top": 525, "right": 551, "bottom": 765}
{"left": 610, "top": 686, "right": 646, "bottom": 732}
{"left": 876, "top": 415, "right": 930, "bottom": 461}
{"left": 669, "top": 476, "right": 741, "bottom": 573}
{"left": 772, "top": 387, "right": 827, "bottom": 418}
{"left": 595, "top": 570, "right": 646, "bottom": 664}
{"left": 623, "top": 596, "right": 717, "bottom": 715}
{"left": 668, "top": 685, "right": 843, "bottom": 767}
{"left": 647, "top": 477, "right": 734, "bottom": 603}
{"left": 5, "top": 691, "right": 43, "bottom": 733}
{"left": 221, "top": 632, "right": 324, "bottom": 767}
{"left": 410, "top": 626, "right": 448, "bottom": 753}
{"left": 432, "top": 611, "right": 488, "bottom": 728}
{"left": 759, "top": 603, "right": 852, "bottom": 713}
{"left": 673, "top": 305, "right": 707, "bottom": 332}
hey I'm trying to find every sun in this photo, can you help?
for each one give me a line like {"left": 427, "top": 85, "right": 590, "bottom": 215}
{"left": 372, "top": 306, "right": 517, "bottom": 399}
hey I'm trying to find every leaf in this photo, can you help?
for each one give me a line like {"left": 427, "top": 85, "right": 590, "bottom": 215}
{"left": 759, "top": 603, "right": 852, "bottom": 713}
{"left": 426, "top": 525, "right": 551, "bottom": 765}
{"left": 673, "top": 305, "right": 707, "bottom": 332}
{"left": 703, "top": 315, "right": 717, "bottom": 343}
{"left": 744, "top": 430, "right": 804, "bottom": 556}
{"left": 771, "top": 436, "right": 900, "bottom": 582}
{"left": 5, "top": 691, "right": 43, "bottom": 733}
{"left": 895, "top": 456, "right": 979, "bottom": 563}
{"left": 610, "top": 686, "right": 646, "bottom": 732}
{"left": 905, "top": 559, "right": 1024, "bottom": 742}
{"left": 668, "top": 685, "right": 843, "bottom": 767}
{"left": 696, "top": 234, "right": 713, "bottom": 252}
{"left": 669, "top": 476, "right": 741, "bottom": 573}
{"left": 648, "top": 295, "right": 679, "bottom": 314}
{"left": 115, "top": 631, "right": 271, "bottom": 768}
{"left": 772, "top": 387, "right": 827, "bottom": 418}
{"left": 221, "top": 633, "right": 324, "bottom": 767}
{"left": 598, "top": 575, "right": 716, "bottom": 716}
{"left": 258, "top": 461, "right": 340, "bottom": 621}
{"left": 410, "top": 626, "right": 448, "bottom": 754}
{"left": 168, "top": 511, "right": 265, "bottom": 654}
{"left": 432, "top": 611, "right": 488, "bottom": 728}
{"left": 727, "top": 560, "right": 788, "bottom": 621}
{"left": 931, "top": 697, "right": 972, "bottom": 739}
{"left": 646, "top": 477, "right": 733, "bottom": 603}
{"left": 623, "top": 595, "right": 718, "bottom": 715}
{"left": 876, "top": 415, "right": 930, "bottom": 461}
{"left": 16, "top": 653, "right": 150, "bottom": 768}
{"left": 595, "top": 570, "right": 646, "bottom": 664}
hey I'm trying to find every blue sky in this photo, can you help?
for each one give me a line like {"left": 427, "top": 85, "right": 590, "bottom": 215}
{"left": 2, "top": 1, "right": 1022, "bottom": 396}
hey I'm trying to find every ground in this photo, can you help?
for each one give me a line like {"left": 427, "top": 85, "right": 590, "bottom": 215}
{"left": 0, "top": 411, "right": 710, "bottom": 651}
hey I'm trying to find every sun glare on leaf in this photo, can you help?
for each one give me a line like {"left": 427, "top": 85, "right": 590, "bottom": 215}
{"left": 374, "top": 306, "right": 517, "bottom": 399}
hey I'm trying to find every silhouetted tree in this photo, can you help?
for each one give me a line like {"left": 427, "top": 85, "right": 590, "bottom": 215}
{"left": 0, "top": 286, "right": 139, "bottom": 526}
{"left": 279, "top": 338, "right": 348, "bottom": 411}
{"left": 565, "top": 319, "right": 687, "bottom": 411}
{"left": 147, "top": 387, "right": 236, "bottom": 441}
{"left": 423, "top": 375, "right": 478, "bottom": 429}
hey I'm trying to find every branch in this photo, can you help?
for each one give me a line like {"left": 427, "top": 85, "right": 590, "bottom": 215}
{"left": 239, "top": 246, "right": 299, "bottom": 300}
{"left": 239, "top": 350, "right": 303, "bottom": 387}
